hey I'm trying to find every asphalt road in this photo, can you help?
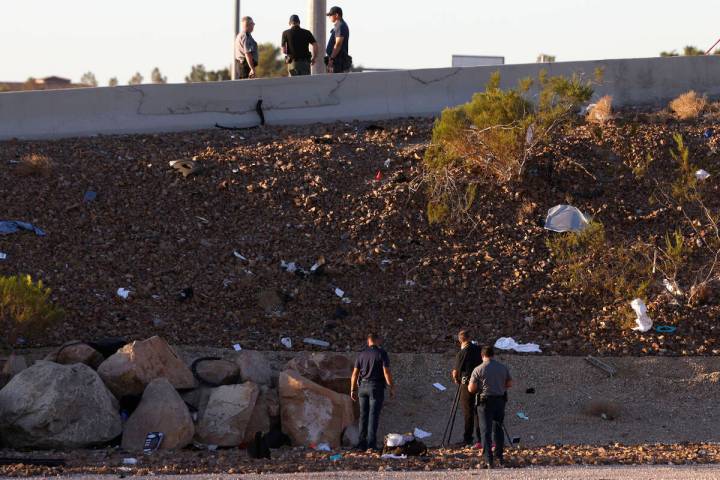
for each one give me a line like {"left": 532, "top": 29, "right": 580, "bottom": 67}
{"left": 25, "top": 466, "right": 720, "bottom": 480}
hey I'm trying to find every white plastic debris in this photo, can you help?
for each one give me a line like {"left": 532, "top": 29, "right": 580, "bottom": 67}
{"left": 281, "top": 337, "right": 292, "bottom": 349}
{"left": 0, "top": 252, "right": 6, "bottom": 260}
{"left": 315, "top": 443, "right": 331, "bottom": 452}
{"left": 516, "top": 412, "right": 530, "bottom": 421}
{"left": 663, "top": 279, "right": 683, "bottom": 297}
{"left": 696, "top": 169, "right": 711, "bottom": 181}
{"left": 433, "top": 383, "right": 447, "bottom": 392}
{"left": 233, "top": 344, "right": 243, "bottom": 352}
{"left": 304, "top": 338, "right": 330, "bottom": 348}
{"left": 233, "top": 251, "right": 247, "bottom": 261}
{"left": 544, "top": 205, "right": 590, "bottom": 233}
{"left": 630, "top": 299, "right": 653, "bottom": 333}
{"left": 281, "top": 261, "right": 298, "bottom": 273}
{"left": 342, "top": 297, "right": 352, "bottom": 304}
{"left": 413, "top": 428, "right": 432, "bottom": 439}
{"left": 381, "top": 454, "right": 408, "bottom": 460}
{"left": 334, "top": 287, "right": 345, "bottom": 298}
{"left": 117, "top": 288, "right": 131, "bottom": 299}
{"left": 525, "top": 124, "right": 535, "bottom": 145}
{"left": 494, "top": 337, "right": 542, "bottom": 353}
{"left": 384, "top": 158, "right": 392, "bottom": 168}
{"left": 385, "top": 433, "right": 409, "bottom": 447}
{"left": 122, "top": 458, "right": 138, "bottom": 465}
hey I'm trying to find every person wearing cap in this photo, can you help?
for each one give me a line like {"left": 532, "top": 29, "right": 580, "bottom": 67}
{"left": 325, "top": 6, "right": 351, "bottom": 73}
{"left": 281, "top": 15, "right": 319, "bottom": 76}
{"left": 235, "top": 16, "right": 258, "bottom": 79}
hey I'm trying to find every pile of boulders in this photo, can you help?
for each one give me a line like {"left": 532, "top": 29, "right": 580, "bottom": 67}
{"left": 0, "top": 336, "right": 356, "bottom": 452}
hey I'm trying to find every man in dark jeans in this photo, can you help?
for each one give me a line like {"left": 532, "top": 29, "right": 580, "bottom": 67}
{"left": 281, "top": 15, "right": 319, "bottom": 76}
{"left": 325, "top": 6, "right": 351, "bottom": 73}
{"left": 350, "top": 333, "right": 395, "bottom": 451}
{"left": 451, "top": 330, "right": 483, "bottom": 447}
{"left": 468, "top": 346, "right": 513, "bottom": 469}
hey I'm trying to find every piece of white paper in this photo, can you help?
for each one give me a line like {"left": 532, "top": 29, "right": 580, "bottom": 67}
{"left": 696, "top": 169, "right": 711, "bottom": 181}
{"left": 304, "top": 338, "right": 330, "bottom": 348}
{"left": 630, "top": 298, "right": 653, "bottom": 332}
{"left": 117, "top": 288, "right": 130, "bottom": 299}
{"left": 0, "top": 252, "right": 7, "bottom": 260}
{"left": 433, "top": 383, "right": 447, "bottom": 392}
{"left": 315, "top": 443, "right": 331, "bottom": 452}
{"left": 334, "top": 287, "right": 345, "bottom": 298}
{"left": 281, "top": 337, "right": 292, "bottom": 349}
{"left": 233, "top": 251, "right": 247, "bottom": 260}
{"left": 381, "top": 454, "right": 407, "bottom": 460}
{"left": 413, "top": 428, "right": 432, "bottom": 439}
{"left": 494, "top": 337, "right": 542, "bottom": 353}
{"left": 233, "top": 344, "right": 242, "bottom": 352}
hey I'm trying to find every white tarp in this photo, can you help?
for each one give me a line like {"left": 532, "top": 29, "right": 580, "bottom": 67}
{"left": 494, "top": 337, "right": 542, "bottom": 353}
{"left": 630, "top": 299, "right": 653, "bottom": 332}
{"left": 544, "top": 205, "right": 590, "bottom": 233}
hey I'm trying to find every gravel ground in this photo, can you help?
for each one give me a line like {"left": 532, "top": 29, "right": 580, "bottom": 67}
{"left": 2, "top": 116, "right": 720, "bottom": 355}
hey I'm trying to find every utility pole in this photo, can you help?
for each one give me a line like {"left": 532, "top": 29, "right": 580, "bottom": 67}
{"left": 308, "top": 0, "right": 327, "bottom": 74}
{"left": 231, "top": 0, "right": 241, "bottom": 80}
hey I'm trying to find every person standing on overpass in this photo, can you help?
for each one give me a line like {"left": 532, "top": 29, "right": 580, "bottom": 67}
{"left": 325, "top": 6, "right": 351, "bottom": 73}
{"left": 235, "top": 16, "right": 258, "bottom": 79}
{"left": 282, "top": 15, "right": 319, "bottom": 76}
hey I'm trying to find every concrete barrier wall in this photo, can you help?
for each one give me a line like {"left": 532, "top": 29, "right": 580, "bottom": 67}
{"left": 1, "top": 56, "right": 719, "bottom": 141}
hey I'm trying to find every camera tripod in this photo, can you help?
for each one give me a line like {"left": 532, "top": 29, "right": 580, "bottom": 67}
{"left": 442, "top": 385, "right": 519, "bottom": 448}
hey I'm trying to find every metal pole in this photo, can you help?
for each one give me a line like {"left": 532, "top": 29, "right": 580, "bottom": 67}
{"left": 308, "top": 0, "right": 327, "bottom": 74}
{"left": 231, "top": 0, "right": 241, "bottom": 80}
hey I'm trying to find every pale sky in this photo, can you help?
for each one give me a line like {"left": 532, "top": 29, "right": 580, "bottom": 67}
{"left": 1, "top": 0, "right": 718, "bottom": 85}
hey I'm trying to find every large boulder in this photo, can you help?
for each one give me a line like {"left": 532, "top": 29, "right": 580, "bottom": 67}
{"left": 233, "top": 351, "right": 273, "bottom": 386}
{"left": 0, "top": 361, "right": 121, "bottom": 449}
{"left": 45, "top": 341, "right": 104, "bottom": 369}
{"left": 243, "top": 385, "right": 280, "bottom": 444}
{"left": 192, "top": 358, "right": 240, "bottom": 386}
{"left": 196, "top": 383, "right": 259, "bottom": 446}
{"left": 0, "top": 354, "right": 27, "bottom": 389}
{"left": 285, "top": 353, "right": 354, "bottom": 394}
{"left": 122, "top": 378, "right": 194, "bottom": 451}
{"left": 97, "top": 336, "right": 196, "bottom": 398}
{"left": 279, "top": 370, "right": 354, "bottom": 448}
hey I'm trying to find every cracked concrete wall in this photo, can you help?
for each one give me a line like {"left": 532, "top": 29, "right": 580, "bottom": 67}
{"left": 1, "top": 56, "right": 719, "bottom": 141}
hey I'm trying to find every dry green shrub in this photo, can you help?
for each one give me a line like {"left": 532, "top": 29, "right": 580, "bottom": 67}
{"left": 546, "top": 222, "right": 651, "bottom": 303}
{"left": 17, "top": 153, "right": 53, "bottom": 177}
{"left": 669, "top": 91, "right": 706, "bottom": 120}
{"left": 423, "top": 70, "right": 594, "bottom": 223}
{"left": 587, "top": 95, "right": 613, "bottom": 124}
{"left": 0, "top": 275, "right": 64, "bottom": 349}
{"left": 669, "top": 134, "right": 698, "bottom": 203}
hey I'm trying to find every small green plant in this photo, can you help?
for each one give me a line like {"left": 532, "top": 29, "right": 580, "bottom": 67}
{"left": 547, "top": 222, "right": 651, "bottom": 303}
{"left": 0, "top": 275, "right": 64, "bottom": 349}
{"left": 422, "top": 70, "right": 594, "bottom": 223}
{"left": 633, "top": 152, "right": 655, "bottom": 179}
{"left": 669, "top": 134, "right": 698, "bottom": 202}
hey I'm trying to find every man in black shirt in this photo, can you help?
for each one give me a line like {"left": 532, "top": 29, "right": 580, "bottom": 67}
{"left": 350, "top": 333, "right": 395, "bottom": 451}
{"left": 451, "top": 330, "right": 483, "bottom": 447}
{"left": 325, "top": 6, "right": 351, "bottom": 73}
{"left": 281, "top": 15, "right": 318, "bottom": 77}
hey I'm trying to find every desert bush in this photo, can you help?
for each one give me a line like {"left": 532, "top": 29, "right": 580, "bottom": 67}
{"left": 422, "top": 70, "right": 594, "bottom": 223}
{"left": 17, "top": 153, "right": 53, "bottom": 177}
{"left": 587, "top": 95, "right": 613, "bottom": 124}
{"left": 669, "top": 134, "right": 698, "bottom": 203}
{"left": 669, "top": 91, "right": 706, "bottom": 120}
{"left": 546, "top": 222, "right": 651, "bottom": 303}
{"left": 0, "top": 275, "right": 64, "bottom": 349}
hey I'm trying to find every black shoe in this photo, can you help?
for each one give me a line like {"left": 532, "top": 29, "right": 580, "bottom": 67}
{"left": 354, "top": 442, "right": 367, "bottom": 451}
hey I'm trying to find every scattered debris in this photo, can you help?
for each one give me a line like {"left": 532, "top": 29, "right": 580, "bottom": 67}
{"left": 0, "top": 252, "right": 6, "bottom": 260}
{"left": 310, "top": 257, "right": 326, "bottom": 273}
{"left": 303, "top": 338, "right": 330, "bottom": 348}
{"left": 116, "top": 288, "right": 131, "bottom": 300}
{"left": 516, "top": 412, "right": 529, "bottom": 421}
{"left": 655, "top": 325, "right": 677, "bottom": 334}
{"left": 494, "top": 337, "right": 542, "bottom": 353}
{"left": 122, "top": 458, "right": 138, "bottom": 465}
{"left": 280, "top": 260, "right": 298, "bottom": 273}
{"left": 525, "top": 388, "right": 536, "bottom": 394}
{"left": 585, "top": 356, "right": 617, "bottom": 377}
{"left": 143, "top": 432, "right": 164, "bottom": 454}
{"left": 381, "top": 453, "right": 408, "bottom": 460}
{"left": 384, "top": 159, "right": 392, "bottom": 168}
{"left": 83, "top": 191, "right": 97, "bottom": 203}
{"left": 233, "top": 251, "right": 247, "bottom": 261}
{"left": 703, "top": 128, "right": 714, "bottom": 139}
{"left": 334, "top": 287, "right": 345, "bottom": 298}
{"left": 663, "top": 279, "right": 683, "bottom": 296}
{"left": 544, "top": 205, "right": 590, "bottom": 233}
{"left": 696, "top": 169, "right": 711, "bottom": 181}
{"left": 432, "top": 383, "right": 447, "bottom": 392}
{"left": 177, "top": 287, "right": 193, "bottom": 302}
{"left": 630, "top": 299, "right": 653, "bottom": 333}
{"left": 169, "top": 160, "right": 200, "bottom": 178}
{"left": 233, "top": 344, "right": 243, "bottom": 352}
{"left": 281, "top": 337, "right": 292, "bottom": 349}
{"left": 314, "top": 443, "right": 331, "bottom": 452}
{"left": 0, "top": 221, "right": 46, "bottom": 237}
{"left": 375, "top": 170, "right": 383, "bottom": 181}
{"left": 329, "top": 453, "right": 343, "bottom": 461}
{"left": 413, "top": 428, "right": 432, "bottom": 439}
